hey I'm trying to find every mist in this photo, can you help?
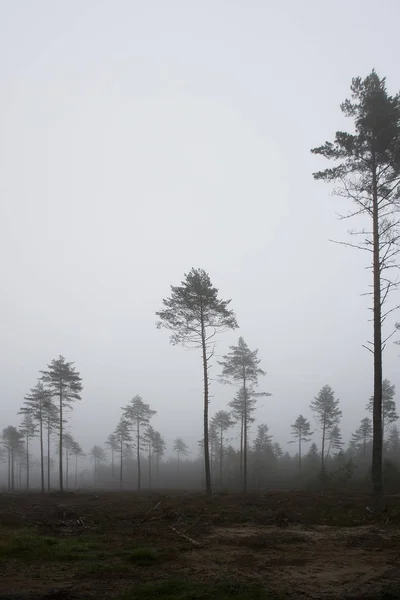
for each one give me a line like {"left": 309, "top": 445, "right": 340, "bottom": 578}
{"left": 1, "top": 0, "right": 400, "bottom": 495}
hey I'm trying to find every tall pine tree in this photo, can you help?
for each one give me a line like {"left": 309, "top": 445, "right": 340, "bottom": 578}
{"left": 312, "top": 71, "right": 400, "bottom": 496}
{"left": 156, "top": 268, "right": 238, "bottom": 494}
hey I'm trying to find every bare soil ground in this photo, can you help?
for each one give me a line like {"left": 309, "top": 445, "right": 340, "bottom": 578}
{"left": 0, "top": 491, "right": 400, "bottom": 599}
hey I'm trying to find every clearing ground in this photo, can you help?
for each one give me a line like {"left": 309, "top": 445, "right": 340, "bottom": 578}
{"left": 0, "top": 491, "right": 400, "bottom": 599}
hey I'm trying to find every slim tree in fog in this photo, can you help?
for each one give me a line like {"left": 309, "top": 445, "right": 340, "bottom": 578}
{"left": 211, "top": 410, "right": 235, "bottom": 488}
{"left": 326, "top": 425, "right": 343, "bottom": 456}
{"left": 219, "top": 337, "right": 270, "bottom": 493}
{"left": 312, "top": 71, "right": 400, "bottom": 496}
{"left": 40, "top": 356, "right": 83, "bottom": 492}
{"left": 156, "top": 268, "right": 238, "bottom": 494}
{"left": 1, "top": 426, "right": 24, "bottom": 491}
{"left": 44, "top": 400, "right": 58, "bottom": 491}
{"left": 173, "top": 437, "right": 188, "bottom": 472}
{"left": 19, "top": 414, "right": 36, "bottom": 491}
{"left": 145, "top": 426, "right": 155, "bottom": 488}
{"left": 310, "top": 385, "right": 342, "bottom": 475}
{"left": 114, "top": 417, "right": 132, "bottom": 490}
{"left": 228, "top": 386, "right": 257, "bottom": 484}
{"left": 105, "top": 433, "right": 118, "bottom": 478}
{"left": 366, "top": 379, "right": 398, "bottom": 439}
{"left": 152, "top": 431, "right": 166, "bottom": 481}
{"left": 289, "top": 415, "right": 313, "bottom": 477}
{"left": 62, "top": 433, "right": 75, "bottom": 490}
{"left": 19, "top": 382, "right": 53, "bottom": 493}
{"left": 90, "top": 445, "right": 106, "bottom": 482}
{"left": 122, "top": 395, "right": 156, "bottom": 491}
{"left": 352, "top": 417, "right": 373, "bottom": 457}
{"left": 71, "top": 441, "right": 84, "bottom": 489}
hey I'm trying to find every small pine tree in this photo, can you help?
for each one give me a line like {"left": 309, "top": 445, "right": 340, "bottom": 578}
{"left": 19, "top": 382, "right": 53, "bottom": 493}
{"left": 219, "top": 337, "right": 270, "bottom": 493}
{"left": 40, "top": 356, "right": 83, "bottom": 492}
{"left": 211, "top": 410, "right": 235, "bottom": 488}
{"left": 173, "top": 437, "right": 189, "bottom": 472}
{"left": 289, "top": 415, "right": 313, "bottom": 477}
{"left": 19, "top": 415, "right": 36, "bottom": 491}
{"left": 122, "top": 396, "right": 156, "bottom": 491}
{"left": 310, "top": 385, "right": 342, "bottom": 475}
{"left": 114, "top": 417, "right": 132, "bottom": 490}
{"left": 89, "top": 445, "right": 106, "bottom": 482}
{"left": 367, "top": 379, "right": 398, "bottom": 439}
{"left": 352, "top": 417, "right": 373, "bottom": 457}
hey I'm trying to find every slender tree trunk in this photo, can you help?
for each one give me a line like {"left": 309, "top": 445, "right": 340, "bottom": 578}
{"left": 39, "top": 409, "right": 44, "bottom": 494}
{"left": 47, "top": 425, "right": 51, "bottom": 492}
{"left": 156, "top": 454, "right": 159, "bottom": 482}
{"left": 111, "top": 448, "right": 115, "bottom": 478}
{"left": 75, "top": 454, "right": 78, "bottom": 489}
{"left": 239, "top": 414, "right": 243, "bottom": 480}
{"left": 26, "top": 434, "right": 29, "bottom": 491}
{"left": 137, "top": 422, "right": 141, "bottom": 492}
{"left": 243, "top": 375, "right": 247, "bottom": 494}
{"left": 120, "top": 440, "right": 123, "bottom": 491}
{"left": 148, "top": 441, "right": 152, "bottom": 489}
{"left": 201, "top": 319, "right": 212, "bottom": 495}
{"left": 65, "top": 445, "right": 69, "bottom": 490}
{"left": 321, "top": 419, "right": 326, "bottom": 476}
{"left": 220, "top": 428, "right": 223, "bottom": 489}
{"left": 11, "top": 449, "right": 15, "bottom": 491}
{"left": 177, "top": 450, "right": 180, "bottom": 472}
{"left": 298, "top": 434, "right": 302, "bottom": 478}
{"left": 372, "top": 160, "right": 383, "bottom": 497}
{"left": 363, "top": 437, "right": 367, "bottom": 458}
{"left": 59, "top": 386, "right": 63, "bottom": 492}
{"left": 7, "top": 446, "right": 11, "bottom": 492}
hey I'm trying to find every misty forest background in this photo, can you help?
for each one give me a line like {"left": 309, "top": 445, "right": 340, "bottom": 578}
{"left": 3, "top": 70, "right": 400, "bottom": 496}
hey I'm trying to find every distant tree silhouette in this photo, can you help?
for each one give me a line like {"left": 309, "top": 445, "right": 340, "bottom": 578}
{"left": 310, "top": 385, "right": 342, "bottom": 476}
{"left": 173, "top": 437, "right": 189, "bottom": 472}
{"left": 40, "top": 356, "right": 83, "bottom": 491}
{"left": 289, "top": 415, "right": 313, "bottom": 477}
{"left": 219, "top": 337, "right": 270, "bottom": 492}
{"left": 122, "top": 396, "right": 156, "bottom": 491}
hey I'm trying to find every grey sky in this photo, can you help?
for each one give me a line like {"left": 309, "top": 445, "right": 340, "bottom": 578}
{"left": 1, "top": 0, "right": 400, "bottom": 455}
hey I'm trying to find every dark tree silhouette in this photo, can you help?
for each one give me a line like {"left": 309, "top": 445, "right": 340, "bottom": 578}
{"left": 156, "top": 268, "right": 238, "bottom": 494}
{"left": 312, "top": 71, "right": 400, "bottom": 496}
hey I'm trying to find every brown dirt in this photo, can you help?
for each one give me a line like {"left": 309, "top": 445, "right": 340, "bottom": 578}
{"left": 0, "top": 491, "right": 400, "bottom": 599}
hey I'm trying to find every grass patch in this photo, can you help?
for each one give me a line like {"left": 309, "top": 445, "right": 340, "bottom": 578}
{"left": 0, "top": 529, "right": 103, "bottom": 563}
{"left": 128, "top": 547, "right": 158, "bottom": 564}
{"left": 80, "top": 560, "right": 131, "bottom": 575}
{"left": 118, "top": 579, "right": 271, "bottom": 599}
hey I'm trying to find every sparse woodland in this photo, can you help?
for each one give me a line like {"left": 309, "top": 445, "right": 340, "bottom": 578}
{"left": 2, "top": 71, "right": 400, "bottom": 498}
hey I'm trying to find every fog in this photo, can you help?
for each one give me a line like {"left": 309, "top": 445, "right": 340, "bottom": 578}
{"left": 1, "top": 1, "right": 400, "bottom": 486}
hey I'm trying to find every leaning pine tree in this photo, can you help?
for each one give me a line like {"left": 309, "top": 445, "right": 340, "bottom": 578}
{"left": 156, "top": 268, "right": 238, "bottom": 494}
{"left": 311, "top": 71, "right": 400, "bottom": 496}
{"left": 40, "top": 356, "right": 83, "bottom": 492}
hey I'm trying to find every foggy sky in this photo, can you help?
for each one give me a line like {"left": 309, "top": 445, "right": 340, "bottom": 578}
{"left": 1, "top": 0, "right": 400, "bottom": 456}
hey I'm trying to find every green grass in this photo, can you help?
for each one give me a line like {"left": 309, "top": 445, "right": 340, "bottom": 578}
{"left": 128, "top": 547, "right": 158, "bottom": 563}
{"left": 118, "top": 580, "right": 271, "bottom": 599}
{"left": 0, "top": 530, "right": 103, "bottom": 563}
